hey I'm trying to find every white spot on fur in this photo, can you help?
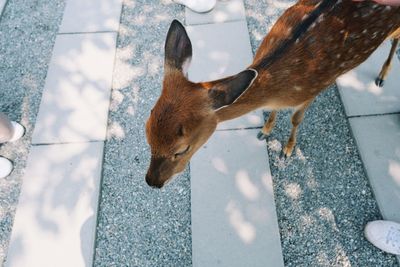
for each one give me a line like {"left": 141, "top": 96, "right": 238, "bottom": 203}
{"left": 294, "top": 86, "right": 302, "bottom": 91}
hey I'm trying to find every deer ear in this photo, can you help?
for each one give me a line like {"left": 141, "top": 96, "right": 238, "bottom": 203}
{"left": 208, "top": 69, "right": 258, "bottom": 110}
{"left": 165, "top": 20, "right": 192, "bottom": 75}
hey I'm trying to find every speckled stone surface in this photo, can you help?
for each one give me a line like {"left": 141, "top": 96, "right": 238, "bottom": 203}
{"left": 244, "top": 1, "right": 398, "bottom": 266}
{"left": 93, "top": 1, "right": 192, "bottom": 266}
{"left": 0, "top": 0, "right": 65, "bottom": 264}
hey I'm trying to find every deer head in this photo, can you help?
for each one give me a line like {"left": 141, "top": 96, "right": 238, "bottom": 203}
{"left": 145, "top": 20, "right": 257, "bottom": 188}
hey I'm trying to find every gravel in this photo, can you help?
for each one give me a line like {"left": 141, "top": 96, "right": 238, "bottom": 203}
{"left": 0, "top": 0, "right": 65, "bottom": 264}
{"left": 244, "top": 1, "right": 399, "bottom": 266}
{"left": 93, "top": 1, "right": 192, "bottom": 266}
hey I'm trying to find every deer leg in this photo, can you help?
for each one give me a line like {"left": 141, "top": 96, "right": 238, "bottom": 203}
{"left": 282, "top": 101, "right": 311, "bottom": 158}
{"left": 375, "top": 38, "right": 399, "bottom": 87}
{"left": 257, "top": 110, "right": 277, "bottom": 140}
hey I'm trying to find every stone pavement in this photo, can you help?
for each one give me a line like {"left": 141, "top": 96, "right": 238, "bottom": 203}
{"left": 0, "top": 0, "right": 399, "bottom": 266}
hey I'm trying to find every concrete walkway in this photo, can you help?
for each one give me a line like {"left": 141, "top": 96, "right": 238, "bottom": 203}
{"left": 0, "top": 0, "right": 399, "bottom": 266}
{"left": 337, "top": 41, "right": 400, "bottom": 264}
{"left": 4, "top": 0, "right": 122, "bottom": 266}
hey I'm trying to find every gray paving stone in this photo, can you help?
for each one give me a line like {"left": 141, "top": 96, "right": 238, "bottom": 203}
{"left": 185, "top": 0, "right": 246, "bottom": 25}
{"left": 349, "top": 114, "right": 400, "bottom": 222}
{"left": 337, "top": 41, "right": 400, "bottom": 117}
{"left": 0, "top": 0, "right": 6, "bottom": 16}
{"left": 350, "top": 114, "right": 400, "bottom": 265}
{"left": 59, "top": 0, "right": 123, "bottom": 33}
{"left": 5, "top": 142, "right": 104, "bottom": 267}
{"left": 190, "top": 129, "right": 284, "bottom": 267}
{"left": 186, "top": 21, "right": 263, "bottom": 130}
{"left": 32, "top": 32, "right": 117, "bottom": 144}
{"left": 0, "top": 0, "right": 66, "bottom": 264}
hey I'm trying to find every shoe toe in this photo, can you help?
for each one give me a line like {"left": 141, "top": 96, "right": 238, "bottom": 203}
{"left": 9, "top": 121, "right": 25, "bottom": 142}
{"left": 0, "top": 157, "right": 13, "bottom": 179}
{"left": 365, "top": 220, "right": 400, "bottom": 255}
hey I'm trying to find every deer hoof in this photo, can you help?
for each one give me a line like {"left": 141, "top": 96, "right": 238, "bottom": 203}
{"left": 375, "top": 77, "right": 385, "bottom": 87}
{"left": 257, "top": 131, "right": 267, "bottom": 141}
{"left": 282, "top": 146, "right": 293, "bottom": 159}
{"left": 279, "top": 150, "right": 288, "bottom": 160}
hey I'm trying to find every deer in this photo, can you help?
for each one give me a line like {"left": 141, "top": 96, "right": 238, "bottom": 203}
{"left": 145, "top": 0, "right": 400, "bottom": 188}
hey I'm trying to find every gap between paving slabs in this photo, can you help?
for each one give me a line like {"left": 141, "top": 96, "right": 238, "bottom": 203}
{"left": 93, "top": 2, "right": 192, "bottom": 267}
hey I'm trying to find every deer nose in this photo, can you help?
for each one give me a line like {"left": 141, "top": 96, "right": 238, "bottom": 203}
{"left": 145, "top": 173, "right": 164, "bottom": 189}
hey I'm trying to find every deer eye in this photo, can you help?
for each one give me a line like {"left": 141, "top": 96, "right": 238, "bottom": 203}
{"left": 174, "top": 146, "right": 190, "bottom": 158}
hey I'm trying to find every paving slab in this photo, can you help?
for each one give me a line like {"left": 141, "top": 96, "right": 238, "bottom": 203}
{"left": 59, "top": 0, "right": 123, "bottom": 33}
{"left": 337, "top": 41, "right": 400, "bottom": 117}
{"left": 0, "top": 0, "right": 6, "bottom": 16}
{"left": 186, "top": 21, "right": 263, "bottom": 130}
{"left": 0, "top": 0, "right": 66, "bottom": 264}
{"left": 349, "top": 114, "right": 400, "bottom": 222}
{"left": 5, "top": 142, "right": 104, "bottom": 267}
{"left": 190, "top": 129, "right": 284, "bottom": 267}
{"left": 350, "top": 114, "right": 400, "bottom": 265}
{"left": 185, "top": 0, "right": 246, "bottom": 25}
{"left": 32, "top": 32, "right": 117, "bottom": 144}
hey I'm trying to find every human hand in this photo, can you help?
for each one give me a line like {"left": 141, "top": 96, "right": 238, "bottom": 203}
{"left": 353, "top": 0, "right": 400, "bottom": 6}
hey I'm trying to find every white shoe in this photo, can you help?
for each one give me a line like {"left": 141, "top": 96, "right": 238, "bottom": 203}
{"left": 365, "top": 220, "right": 400, "bottom": 255}
{"left": 0, "top": 157, "right": 13, "bottom": 178}
{"left": 8, "top": 121, "right": 25, "bottom": 142}
{"left": 173, "top": 0, "right": 217, "bottom": 13}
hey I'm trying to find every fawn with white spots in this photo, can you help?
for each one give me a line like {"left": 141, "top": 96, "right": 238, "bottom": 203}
{"left": 145, "top": 0, "right": 400, "bottom": 188}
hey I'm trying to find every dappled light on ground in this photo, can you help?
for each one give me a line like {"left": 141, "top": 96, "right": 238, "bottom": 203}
{"left": 337, "top": 41, "right": 400, "bottom": 117}
{"left": 389, "top": 160, "right": 400, "bottom": 186}
{"left": 337, "top": 70, "right": 383, "bottom": 96}
{"left": 236, "top": 170, "right": 260, "bottom": 201}
{"left": 191, "top": 128, "right": 283, "bottom": 266}
{"left": 32, "top": 33, "right": 116, "bottom": 143}
{"left": 226, "top": 200, "right": 256, "bottom": 244}
{"left": 6, "top": 143, "right": 102, "bottom": 266}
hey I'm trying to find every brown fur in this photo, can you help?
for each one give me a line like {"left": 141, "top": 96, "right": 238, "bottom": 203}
{"left": 146, "top": 0, "right": 400, "bottom": 188}
{"left": 217, "top": 1, "right": 400, "bottom": 122}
